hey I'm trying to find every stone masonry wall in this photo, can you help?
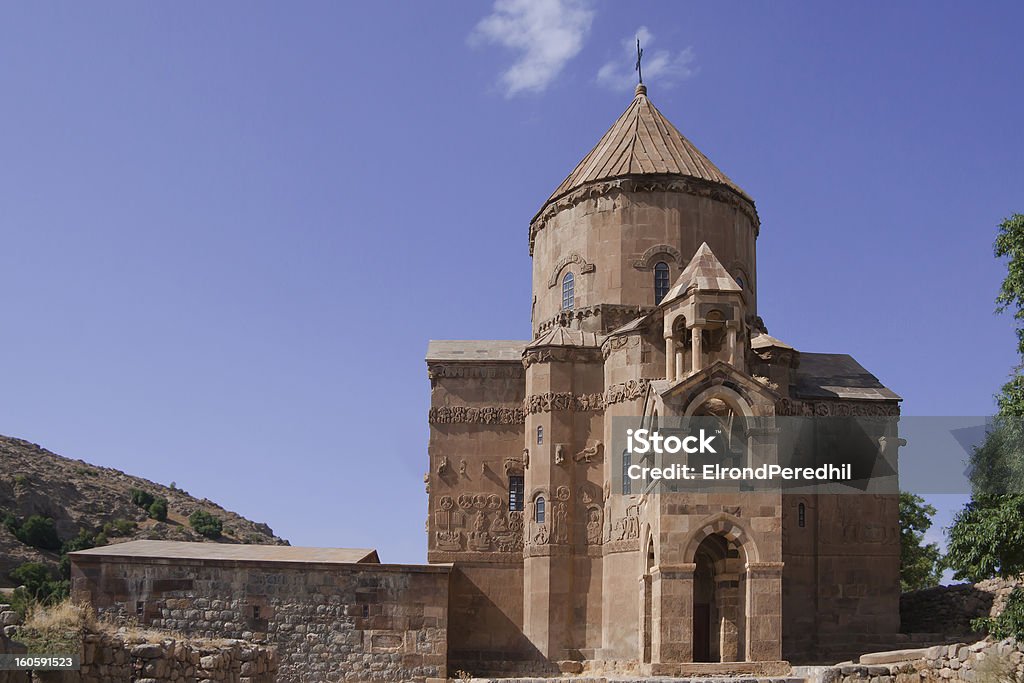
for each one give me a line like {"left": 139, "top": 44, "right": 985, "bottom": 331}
{"left": 71, "top": 556, "right": 450, "bottom": 683}
{"left": 901, "top": 579, "right": 1019, "bottom": 636}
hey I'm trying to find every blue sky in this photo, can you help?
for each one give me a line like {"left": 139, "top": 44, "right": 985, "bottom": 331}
{"left": 1, "top": 1, "right": 1021, "bottom": 566}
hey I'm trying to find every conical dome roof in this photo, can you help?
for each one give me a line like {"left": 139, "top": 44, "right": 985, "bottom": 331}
{"left": 541, "top": 84, "right": 751, "bottom": 210}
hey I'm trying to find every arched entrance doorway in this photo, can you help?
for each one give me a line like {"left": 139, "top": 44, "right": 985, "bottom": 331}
{"left": 692, "top": 533, "right": 746, "bottom": 662}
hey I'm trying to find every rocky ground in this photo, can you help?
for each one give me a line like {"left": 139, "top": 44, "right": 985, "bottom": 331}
{"left": 0, "top": 434, "right": 287, "bottom": 586}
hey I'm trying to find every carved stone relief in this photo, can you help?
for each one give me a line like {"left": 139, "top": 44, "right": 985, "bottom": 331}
{"left": 776, "top": 398, "right": 900, "bottom": 417}
{"left": 574, "top": 442, "right": 603, "bottom": 464}
{"left": 525, "top": 391, "right": 605, "bottom": 414}
{"left": 433, "top": 493, "right": 523, "bottom": 553}
{"left": 632, "top": 244, "right": 682, "bottom": 271}
{"left": 604, "top": 379, "right": 651, "bottom": 406}
{"left": 429, "top": 405, "right": 526, "bottom": 424}
{"left": 547, "top": 253, "right": 596, "bottom": 288}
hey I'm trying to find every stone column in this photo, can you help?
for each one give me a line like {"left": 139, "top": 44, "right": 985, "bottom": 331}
{"left": 639, "top": 574, "right": 652, "bottom": 663}
{"left": 744, "top": 561, "right": 784, "bottom": 661}
{"left": 665, "top": 335, "right": 675, "bottom": 381}
{"left": 651, "top": 563, "right": 695, "bottom": 664}
{"left": 727, "top": 325, "right": 738, "bottom": 367}
{"left": 691, "top": 327, "right": 702, "bottom": 374}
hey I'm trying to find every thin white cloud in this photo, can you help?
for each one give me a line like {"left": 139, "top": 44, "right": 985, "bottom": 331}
{"left": 596, "top": 26, "right": 697, "bottom": 93}
{"left": 470, "top": 0, "right": 595, "bottom": 97}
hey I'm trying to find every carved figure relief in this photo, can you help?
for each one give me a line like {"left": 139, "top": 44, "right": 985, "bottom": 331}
{"left": 553, "top": 502, "right": 568, "bottom": 544}
{"left": 586, "top": 506, "right": 603, "bottom": 545}
{"left": 574, "top": 442, "right": 603, "bottom": 464}
{"left": 436, "top": 456, "right": 450, "bottom": 475}
{"left": 435, "top": 492, "right": 522, "bottom": 553}
{"left": 468, "top": 511, "right": 491, "bottom": 551}
{"left": 554, "top": 445, "right": 565, "bottom": 466}
{"left": 612, "top": 504, "right": 641, "bottom": 541}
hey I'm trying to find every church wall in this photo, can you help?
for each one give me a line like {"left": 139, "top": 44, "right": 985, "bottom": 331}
{"left": 531, "top": 189, "right": 758, "bottom": 335}
{"left": 425, "top": 361, "right": 529, "bottom": 666}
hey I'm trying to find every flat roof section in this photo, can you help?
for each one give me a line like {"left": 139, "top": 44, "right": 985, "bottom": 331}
{"left": 426, "top": 340, "right": 528, "bottom": 362}
{"left": 70, "top": 540, "right": 379, "bottom": 565}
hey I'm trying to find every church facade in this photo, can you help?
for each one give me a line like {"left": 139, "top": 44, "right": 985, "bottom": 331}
{"left": 426, "top": 84, "right": 903, "bottom": 673}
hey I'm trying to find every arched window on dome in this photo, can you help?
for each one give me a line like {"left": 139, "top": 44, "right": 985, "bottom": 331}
{"left": 561, "top": 272, "right": 575, "bottom": 310}
{"left": 654, "top": 262, "right": 670, "bottom": 304}
{"left": 535, "top": 496, "right": 546, "bottom": 524}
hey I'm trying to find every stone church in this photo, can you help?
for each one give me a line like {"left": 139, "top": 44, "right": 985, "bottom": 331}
{"left": 425, "top": 83, "right": 903, "bottom": 674}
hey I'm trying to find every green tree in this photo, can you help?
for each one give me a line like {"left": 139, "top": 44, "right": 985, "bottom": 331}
{"left": 900, "top": 492, "right": 943, "bottom": 590}
{"left": 946, "top": 495, "right": 1024, "bottom": 582}
{"left": 188, "top": 510, "right": 222, "bottom": 539}
{"left": 947, "top": 214, "right": 1024, "bottom": 581}
{"left": 995, "top": 213, "right": 1024, "bottom": 357}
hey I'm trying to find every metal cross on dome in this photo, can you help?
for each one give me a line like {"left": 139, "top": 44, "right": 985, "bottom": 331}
{"left": 635, "top": 38, "right": 644, "bottom": 84}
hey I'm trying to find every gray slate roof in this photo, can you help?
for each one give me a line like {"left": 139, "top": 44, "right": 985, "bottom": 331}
{"left": 795, "top": 353, "right": 901, "bottom": 401}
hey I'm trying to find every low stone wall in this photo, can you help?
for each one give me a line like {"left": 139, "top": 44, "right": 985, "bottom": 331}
{"left": 812, "top": 638, "right": 1024, "bottom": 683}
{"left": 901, "top": 579, "right": 1018, "bottom": 636}
{"left": 81, "top": 631, "right": 277, "bottom": 682}
{"left": 71, "top": 553, "right": 450, "bottom": 683}
{"left": 1, "top": 624, "right": 275, "bottom": 683}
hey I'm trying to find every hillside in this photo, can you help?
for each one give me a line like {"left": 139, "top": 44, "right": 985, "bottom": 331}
{"left": 0, "top": 435, "right": 287, "bottom": 587}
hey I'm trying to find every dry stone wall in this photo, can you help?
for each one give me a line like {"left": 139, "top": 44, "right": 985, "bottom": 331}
{"left": 816, "top": 638, "right": 1024, "bottom": 683}
{"left": 901, "top": 579, "right": 1019, "bottom": 636}
{"left": 71, "top": 556, "right": 449, "bottom": 683}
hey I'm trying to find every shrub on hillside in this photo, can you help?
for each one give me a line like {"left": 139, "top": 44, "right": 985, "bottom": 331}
{"left": 188, "top": 510, "right": 222, "bottom": 539}
{"left": 148, "top": 498, "right": 168, "bottom": 522}
{"left": 101, "top": 518, "right": 136, "bottom": 537}
{"left": 129, "top": 488, "right": 154, "bottom": 508}
{"left": 8, "top": 562, "right": 69, "bottom": 615}
{"left": 17, "top": 515, "right": 61, "bottom": 551}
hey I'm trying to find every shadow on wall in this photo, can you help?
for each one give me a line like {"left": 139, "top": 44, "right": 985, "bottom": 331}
{"left": 447, "top": 566, "right": 553, "bottom": 677}
{"left": 900, "top": 583, "right": 997, "bottom": 636}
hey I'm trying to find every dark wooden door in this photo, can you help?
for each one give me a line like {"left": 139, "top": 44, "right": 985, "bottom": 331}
{"left": 694, "top": 603, "right": 711, "bottom": 662}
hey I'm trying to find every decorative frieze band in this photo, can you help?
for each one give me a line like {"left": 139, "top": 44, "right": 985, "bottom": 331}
{"left": 427, "top": 364, "right": 525, "bottom": 381}
{"left": 529, "top": 177, "right": 760, "bottom": 255}
{"left": 429, "top": 405, "right": 526, "bottom": 425}
{"left": 604, "top": 378, "right": 651, "bottom": 406}
{"left": 776, "top": 399, "right": 900, "bottom": 417}
{"left": 534, "top": 303, "right": 654, "bottom": 337}
{"left": 523, "top": 347, "right": 603, "bottom": 368}
{"left": 525, "top": 392, "right": 605, "bottom": 414}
